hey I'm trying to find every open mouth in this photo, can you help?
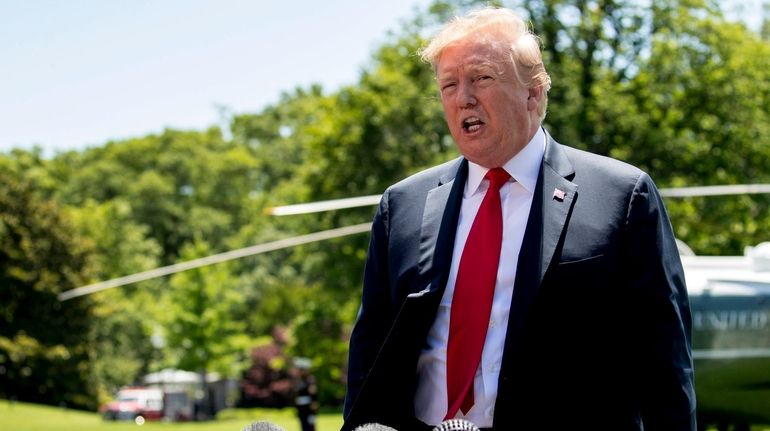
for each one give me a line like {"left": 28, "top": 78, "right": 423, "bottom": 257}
{"left": 462, "top": 116, "right": 484, "bottom": 133}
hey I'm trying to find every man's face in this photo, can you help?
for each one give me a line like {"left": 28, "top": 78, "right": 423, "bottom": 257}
{"left": 437, "top": 37, "right": 541, "bottom": 168}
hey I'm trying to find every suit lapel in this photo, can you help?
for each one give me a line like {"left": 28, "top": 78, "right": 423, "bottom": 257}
{"left": 385, "top": 156, "right": 466, "bottom": 359}
{"left": 417, "top": 157, "right": 467, "bottom": 295}
{"left": 500, "top": 133, "right": 577, "bottom": 368}
{"left": 539, "top": 138, "right": 578, "bottom": 281}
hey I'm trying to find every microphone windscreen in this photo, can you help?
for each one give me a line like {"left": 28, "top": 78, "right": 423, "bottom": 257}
{"left": 353, "top": 424, "right": 399, "bottom": 431}
{"left": 432, "top": 418, "right": 480, "bottom": 431}
{"left": 241, "top": 421, "right": 286, "bottom": 431}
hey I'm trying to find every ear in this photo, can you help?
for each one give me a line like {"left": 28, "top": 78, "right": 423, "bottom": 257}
{"left": 527, "top": 86, "right": 543, "bottom": 111}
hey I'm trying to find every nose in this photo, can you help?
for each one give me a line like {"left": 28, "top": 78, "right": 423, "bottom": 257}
{"left": 457, "top": 81, "right": 477, "bottom": 108}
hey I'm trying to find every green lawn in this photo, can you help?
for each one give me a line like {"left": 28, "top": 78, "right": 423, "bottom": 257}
{"left": 6, "top": 400, "right": 770, "bottom": 431}
{"left": 0, "top": 400, "right": 343, "bottom": 431}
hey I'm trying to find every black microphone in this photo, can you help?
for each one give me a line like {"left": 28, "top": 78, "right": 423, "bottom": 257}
{"left": 241, "top": 421, "right": 286, "bottom": 431}
{"left": 353, "top": 424, "right": 399, "bottom": 431}
{"left": 432, "top": 418, "right": 480, "bottom": 431}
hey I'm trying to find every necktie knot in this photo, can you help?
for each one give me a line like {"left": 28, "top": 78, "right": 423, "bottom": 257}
{"left": 485, "top": 167, "right": 510, "bottom": 191}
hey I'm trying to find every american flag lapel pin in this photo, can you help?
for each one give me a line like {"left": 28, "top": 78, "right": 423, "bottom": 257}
{"left": 553, "top": 188, "right": 566, "bottom": 201}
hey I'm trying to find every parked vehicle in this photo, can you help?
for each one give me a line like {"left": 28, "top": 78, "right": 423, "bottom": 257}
{"left": 101, "top": 387, "right": 163, "bottom": 422}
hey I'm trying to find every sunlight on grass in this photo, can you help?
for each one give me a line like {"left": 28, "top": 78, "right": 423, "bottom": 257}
{"left": 7, "top": 400, "right": 770, "bottom": 431}
{"left": 0, "top": 400, "right": 343, "bottom": 431}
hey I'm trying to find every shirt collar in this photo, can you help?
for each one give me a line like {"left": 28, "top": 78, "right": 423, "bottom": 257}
{"left": 465, "top": 126, "right": 546, "bottom": 197}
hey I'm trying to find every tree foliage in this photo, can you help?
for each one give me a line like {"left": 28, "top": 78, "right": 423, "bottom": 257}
{"left": 67, "top": 200, "right": 164, "bottom": 399}
{"left": 49, "top": 128, "right": 259, "bottom": 261}
{"left": 0, "top": 170, "right": 96, "bottom": 409}
{"left": 163, "top": 240, "right": 251, "bottom": 378}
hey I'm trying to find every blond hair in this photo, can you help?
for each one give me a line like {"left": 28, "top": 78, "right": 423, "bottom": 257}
{"left": 419, "top": 7, "right": 552, "bottom": 121}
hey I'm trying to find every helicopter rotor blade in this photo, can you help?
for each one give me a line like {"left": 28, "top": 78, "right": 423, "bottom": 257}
{"left": 265, "top": 194, "right": 382, "bottom": 216}
{"left": 265, "top": 185, "right": 770, "bottom": 216}
{"left": 58, "top": 223, "right": 372, "bottom": 301}
{"left": 659, "top": 184, "right": 770, "bottom": 198}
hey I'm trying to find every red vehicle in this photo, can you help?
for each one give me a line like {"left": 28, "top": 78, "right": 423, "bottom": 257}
{"left": 102, "top": 387, "right": 164, "bottom": 422}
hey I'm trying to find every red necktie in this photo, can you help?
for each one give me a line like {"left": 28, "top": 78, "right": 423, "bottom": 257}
{"left": 445, "top": 167, "right": 510, "bottom": 419}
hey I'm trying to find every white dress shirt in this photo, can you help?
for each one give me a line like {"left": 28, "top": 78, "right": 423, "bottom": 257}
{"left": 414, "top": 127, "right": 546, "bottom": 427}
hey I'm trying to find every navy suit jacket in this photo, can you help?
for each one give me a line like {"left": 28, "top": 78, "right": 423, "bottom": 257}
{"left": 343, "top": 132, "right": 696, "bottom": 430}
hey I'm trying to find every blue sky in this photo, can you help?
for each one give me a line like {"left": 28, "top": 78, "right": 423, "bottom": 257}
{"left": 0, "top": 0, "right": 433, "bottom": 153}
{"left": 0, "top": 0, "right": 763, "bottom": 154}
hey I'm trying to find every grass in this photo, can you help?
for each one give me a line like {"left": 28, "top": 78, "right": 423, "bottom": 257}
{"left": 6, "top": 400, "right": 770, "bottom": 431}
{"left": 0, "top": 400, "right": 344, "bottom": 431}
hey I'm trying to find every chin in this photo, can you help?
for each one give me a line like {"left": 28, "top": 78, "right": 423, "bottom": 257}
{"left": 464, "top": 154, "right": 497, "bottom": 168}
{"left": 459, "top": 145, "right": 497, "bottom": 164}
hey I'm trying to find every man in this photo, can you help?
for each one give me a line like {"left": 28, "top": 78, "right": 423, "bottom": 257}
{"left": 343, "top": 7, "right": 695, "bottom": 431}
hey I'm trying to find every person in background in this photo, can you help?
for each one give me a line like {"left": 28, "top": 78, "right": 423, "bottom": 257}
{"left": 343, "top": 6, "right": 695, "bottom": 431}
{"left": 292, "top": 357, "right": 318, "bottom": 431}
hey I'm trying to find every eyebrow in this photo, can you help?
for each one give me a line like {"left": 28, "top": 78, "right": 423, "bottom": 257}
{"left": 439, "top": 58, "right": 498, "bottom": 75}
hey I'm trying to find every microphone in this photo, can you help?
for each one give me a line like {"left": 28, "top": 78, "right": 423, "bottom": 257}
{"left": 353, "top": 424, "right": 398, "bottom": 431}
{"left": 241, "top": 421, "right": 286, "bottom": 431}
{"left": 432, "top": 418, "right": 480, "bottom": 431}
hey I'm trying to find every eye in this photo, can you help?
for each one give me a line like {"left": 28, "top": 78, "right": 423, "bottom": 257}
{"left": 440, "top": 82, "right": 457, "bottom": 92}
{"left": 475, "top": 75, "right": 493, "bottom": 83}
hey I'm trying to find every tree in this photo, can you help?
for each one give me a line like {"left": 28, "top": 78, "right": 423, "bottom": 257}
{"left": 516, "top": 0, "right": 653, "bottom": 155}
{"left": 50, "top": 127, "right": 260, "bottom": 262}
{"left": 0, "top": 170, "right": 96, "bottom": 409}
{"left": 162, "top": 240, "right": 252, "bottom": 416}
{"left": 763, "top": 2, "right": 770, "bottom": 40}
{"left": 603, "top": 0, "right": 770, "bottom": 254}
{"left": 67, "top": 199, "right": 163, "bottom": 401}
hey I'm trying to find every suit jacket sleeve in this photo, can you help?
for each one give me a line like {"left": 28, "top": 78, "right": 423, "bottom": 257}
{"left": 344, "top": 189, "right": 393, "bottom": 419}
{"left": 624, "top": 172, "right": 696, "bottom": 429}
